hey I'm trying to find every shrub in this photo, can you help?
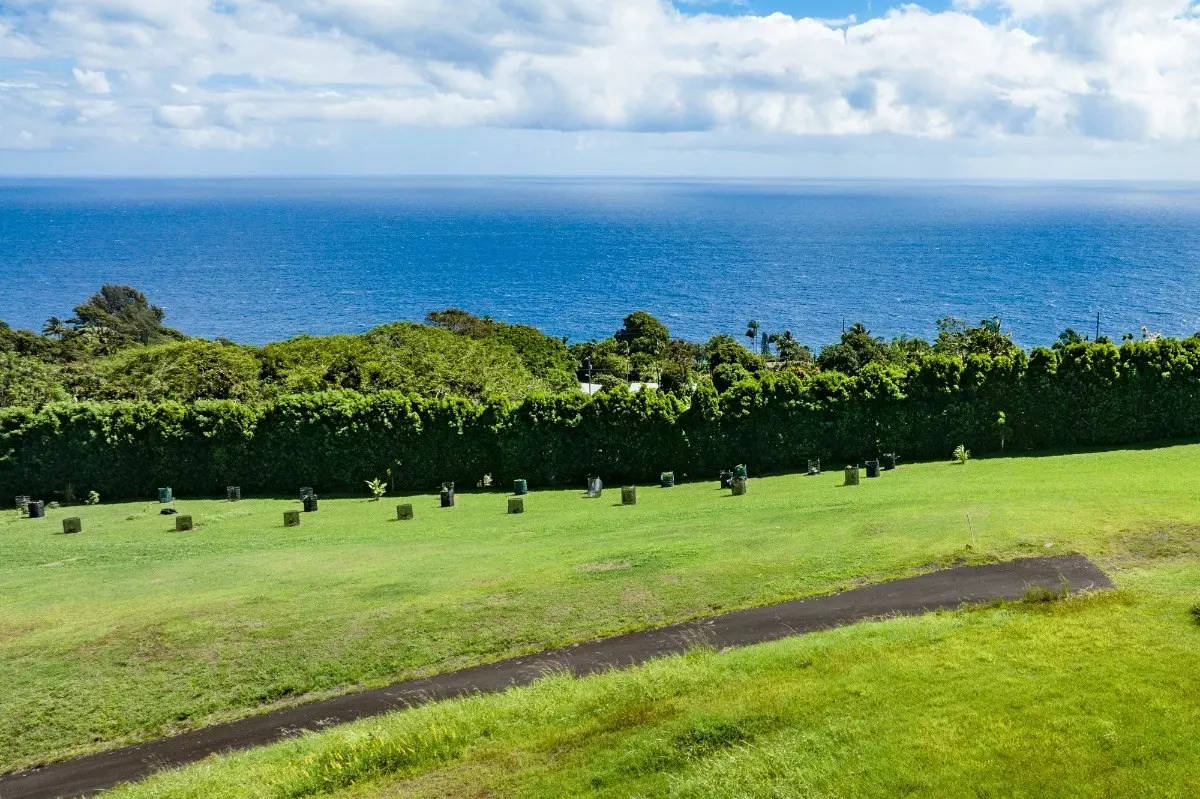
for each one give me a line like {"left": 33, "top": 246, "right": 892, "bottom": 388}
{"left": 366, "top": 478, "right": 387, "bottom": 501}
{"left": 86, "top": 490, "right": 100, "bottom": 505}
{"left": 712, "top": 363, "right": 751, "bottom": 393}
{"left": 7, "top": 336, "right": 1200, "bottom": 499}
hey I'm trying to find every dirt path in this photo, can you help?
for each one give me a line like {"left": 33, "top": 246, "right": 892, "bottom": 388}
{"left": 0, "top": 554, "right": 1112, "bottom": 799}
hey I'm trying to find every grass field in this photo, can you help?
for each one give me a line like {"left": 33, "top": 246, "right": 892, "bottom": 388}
{"left": 5, "top": 443, "right": 1200, "bottom": 774}
{"left": 105, "top": 561, "right": 1200, "bottom": 799}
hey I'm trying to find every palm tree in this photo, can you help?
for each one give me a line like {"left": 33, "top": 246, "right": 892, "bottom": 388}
{"left": 775, "top": 330, "right": 801, "bottom": 362}
{"left": 745, "top": 320, "right": 759, "bottom": 352}
{"left": 42, "top": 317, "right": 67, "bottom": 339}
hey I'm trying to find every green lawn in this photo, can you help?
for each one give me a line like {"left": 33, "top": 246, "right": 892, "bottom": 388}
{"left": 4, "top": 444, "right": 1200, "bottom": 773}
{"left": 106, "top": 560, "right": 1200, "bottom": 799}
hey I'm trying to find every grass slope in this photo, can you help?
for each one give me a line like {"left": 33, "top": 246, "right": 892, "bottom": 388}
{"left": 108, "top": 561, "right": 1200, "bottom": 798}
{"left": 4, "top": 444, "right": 1200, "bottom": 772}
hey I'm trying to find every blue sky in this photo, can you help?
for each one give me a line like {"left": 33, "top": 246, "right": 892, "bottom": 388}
{"left": 678, "top": 1, "right": 953, "bottom": 18}
{"left": 1, "top": 0, "right": 1199, "bottom": 178}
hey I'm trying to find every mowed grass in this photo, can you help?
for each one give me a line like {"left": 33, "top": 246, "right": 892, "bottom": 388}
{"left": 109, "top": 561, "right": 1200, "bottom": 799}
{"left": 5, "top": 443, "right": 1200, "bottom": 772}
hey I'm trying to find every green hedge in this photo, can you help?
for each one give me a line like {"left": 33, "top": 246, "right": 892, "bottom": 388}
{"left": 4, "top": 339, "right": 1200, "bottom": 500}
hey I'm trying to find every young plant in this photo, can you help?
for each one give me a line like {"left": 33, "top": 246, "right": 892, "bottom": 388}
{"left": 365, "top": 478, "right": 387, "bottom": 501}
{"left": 86, "top": 491, "right": 100, "bottom": 506}
{"left": 953, "top": 444, "right": 971, "bottom": 465}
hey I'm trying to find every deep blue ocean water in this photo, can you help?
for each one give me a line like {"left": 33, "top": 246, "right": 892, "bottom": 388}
{"left": 2, "top": 178, "right": 1199, "bottom": 349}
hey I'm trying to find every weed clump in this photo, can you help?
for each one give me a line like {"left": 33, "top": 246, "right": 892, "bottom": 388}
{"left": 1023, "top": 583, "right": 1069, "bottom": 604}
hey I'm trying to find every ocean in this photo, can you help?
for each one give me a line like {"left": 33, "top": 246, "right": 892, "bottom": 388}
{"left": 2, "top": 178, "right": 1199, "bottom": 349}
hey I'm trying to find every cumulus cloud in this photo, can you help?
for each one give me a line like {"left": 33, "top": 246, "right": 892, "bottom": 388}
{"left": 72, "top": 67, "right": 110, "bottom": 94}
{"left": 0, "top": 0, "right": 1198, "bottom": 156}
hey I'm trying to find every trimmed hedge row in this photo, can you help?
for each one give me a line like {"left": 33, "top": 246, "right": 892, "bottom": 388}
{"left": 3, "top": 338, "right": 1200, "bottom": 500}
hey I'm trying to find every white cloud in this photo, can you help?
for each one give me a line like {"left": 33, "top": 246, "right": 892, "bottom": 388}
{"left": 0, "top": 0, "right": 1199, "bottom": 167}
{"left": 72, "top": 67, "right": 110, "bottom": 94}
{"left": 154, "top": 104, "right": 206, "bottom": 129}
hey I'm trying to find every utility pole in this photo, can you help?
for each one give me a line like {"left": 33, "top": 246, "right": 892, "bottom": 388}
{"left": 1095, "top": 311, "right": 1101, "bottom": 342}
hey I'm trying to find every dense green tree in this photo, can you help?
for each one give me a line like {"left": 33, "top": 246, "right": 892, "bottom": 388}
{"left": 816, "top": 323, "right": 891, "bottom": 376}
{"left": 712, "top": 362, "right": 753, "bottom": 393}
{"left": 705, "top": 334, "right": 764, "bottom": 372}
{"left": 259, "top": 323, "right": 553, "bottom": 401}
{"left": 426, "top": 308, "right": 574, "bottom": 389}
{"left": 0, "top": 353, "right": 67, "bottom": 407}
{"left": 0, "top": 321, "right": 63, "bottom": 361}
{"left": 658, "top": 361, "right": 688, "bottom": 395}
{"left": 888, "top": 335, "right": 933, "bottom": 364}
{"left": 663, "top": 338, "right": 703, "bottom": 379}
{"left": 425, "top": 308, "right": 493, "bottom": 336}
{"left": 614, "top": 311, "right": 670, "bottom": 357}
{"left": 74, "top": 340, "right": 263, "bottom": 403}
{"left": 65, "top": 285, "right": 185, "bottom": 351}
{"left": 934, "top": 316, "right": 1020, "bottom": 359}
{"left": 570, "top": 339, "right": 631, "bottom": 383}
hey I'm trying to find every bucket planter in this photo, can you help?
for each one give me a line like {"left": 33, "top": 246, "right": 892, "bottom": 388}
{"left": 27, "top": 501, "right": 45, "bottom": 519}
{"left": 731, "top": 477, "right": 748, "bottom": 496}
{"left": 807, "top": 459, "right": 821, "bottom": 476}
{"left": 62, "top": 517, "right": 82, "bottom": 535}
{"left": 622, "top": 486, "right": 637, "bottom": 505}
{"left": 734, "top": 465, "right": 749, "bottom": 480}
{"left": 227, "top": 486, "right": 241, "bottom": 502}
{"left": 397, "top": 504, "right": 414, "bottom": 521}
{"left": 441, "top": 483, "right": 455, "bottom": 508}
{"left": 882, "top": 453, "right": 899, "bottom": 471}
{"left": 587, "top": 476, "right": 603, "bottom": 498}
{"left": 660, "top": 472, "right": 675, "bottom": 488}
{"left": 866, "top": 460, "right": 881, "bottom": 479}
{"left": 844, "top": 467, "right": 861, "bottom": 486}
{"left": 508, "top": 498, "right": 525, "bottom": 514}
{"left": 175, "top": 515, "right": 194, "bottom": 532}
{"left": 719, "top": 470, "right": 734, "bottom": 489}
{"left": 284, "top": 510, "right": 301, "bottom": 528}
{"left": 14, "top": 495, "right": 30, "bottom": 511}
{"left": 157, "top": 487, "right": 173, "bottom": 504}
{"left": 303, "top": 494, "right": 319, "bottom": 513}
{"left": 300, "top": 487, "right": 314, "bottom": 500}
{"left": 513, "top": 479, "right": 528, "bottom": 496}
